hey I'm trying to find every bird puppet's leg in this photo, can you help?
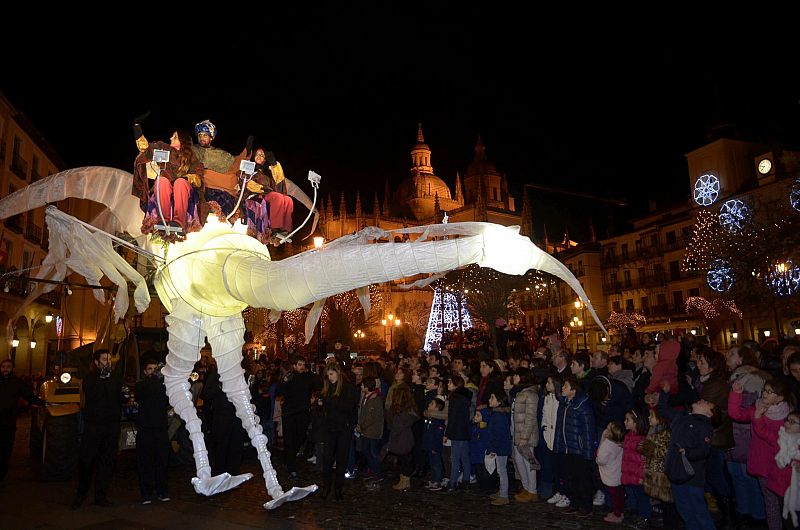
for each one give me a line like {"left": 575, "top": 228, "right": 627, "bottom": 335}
{"left": 161, "top": 300, "right": 251, "bottom": 496}
{"left": 204, "top": 312, "right": 317, "bottom": 509}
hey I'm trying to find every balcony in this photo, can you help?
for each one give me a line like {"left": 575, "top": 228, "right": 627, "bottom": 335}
{"left": 603, "top": 270, "right": 667, "bottom": 294}
{"left": 6, "top": 215, "right": 23, "bottom": 233}
{"left": 641, "top": 305, "right": 670, "bottom": 318}
{"left": 662, "top": 240, "right": 685, "bottom": 253}
{"left": 10, "top": 154, "right": 28, "bottom": 180}
{"left": 635, "top": 244, "right": 661, "bottom": 259}
{"left": 25, "top": 223, "right": 42, "bottom": 244}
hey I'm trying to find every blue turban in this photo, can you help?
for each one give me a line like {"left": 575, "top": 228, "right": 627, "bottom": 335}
{"left": 194, "top": 119, "right": 217, "bottom": 138}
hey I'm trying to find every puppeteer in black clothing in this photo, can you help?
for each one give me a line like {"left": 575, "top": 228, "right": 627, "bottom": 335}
{"left": 0, "top": 358, "right": 45, "bottom": 480}
{"left": 72, "top": 350, "right": 125, "bottom": 509}
{"left": 134, "top": 359, "right": 171, "bottom": 503}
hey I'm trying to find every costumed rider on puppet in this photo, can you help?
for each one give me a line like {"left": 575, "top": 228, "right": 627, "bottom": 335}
{"left": 244, "top": 148, "right": 295, "bottom": 244}
{"left": 132, "top": 113, "right": 204, "bottom": 239}
{"left": 191, "top": 119, "right": 254, "bottom": 221}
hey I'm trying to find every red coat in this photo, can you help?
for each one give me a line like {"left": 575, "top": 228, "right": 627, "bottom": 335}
{"left": 621, "top": 431, "right": 646, "bottom": 485}
{"left": 727, "top": 391, "right": 788, "bottom": 487}
{"left": 645, "top": 341, "right": 679, "bottom": 395}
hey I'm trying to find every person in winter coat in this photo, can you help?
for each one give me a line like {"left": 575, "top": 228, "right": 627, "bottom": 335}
{"left": 693, "top": 349, "right": 736, "bottom": 526}
{"left": 478, "top": 391, "right": 513, "bottom": 505}
{"left": 553, "top": 377, "right": 596, "bottom": 517}
{"left": 645, "top": 334, "right": 680, "bottom": 396}
{"left": 319, "top": 363, "right": 359, "bottom": 501}
{"left": 727, "top": 347, "right": 768, "bottom": 525}
{"left": 775, "top": 411, "right": 800, "bottom": 527}
{"left": 277, "top": 356, "right": 322, "bottom": 480}
{"left": 543, "top": 374, "right": 567, "bottom": 506}
{"left": 607, "top": 356, "right": 634, "bottom": 392}
{"left": 73, "top": 350, "right": 125, "bottom": 509}
{"left": 134, "top": 359, "right": 171, "bottom": 504}
{"left": 0, "top": 358, "right": 45, "bottom": 481}
{"left": 622, "top": 410, "right": 651, "bottom": 523}
{"left": 596, "top": 421, "right": 625, "bottom": 524}
{"left": 421, "top": 398, "right": 446, "bottom": 491}
{"left": 357, "top": 378, "right": 384, "bottom": 481}
{"left": 445, "top": 376, "right": 473, "bottom": 492}
{"left": 511, "top": 369, "right": 540, "bottom": 503}
{"left": 639, "top": 408, "right": 680, "bottom": 529}
{"left": 659, "top": 387, "right": 717, "bottom": 530}
{"left": 589, "top": 375, "right": 632, "bottom": 434}
{"left": 386, "top": 385, "right": 419, "bottom": 491}
{"left": 729, "top": 378, "right": 795, "bottom": 530}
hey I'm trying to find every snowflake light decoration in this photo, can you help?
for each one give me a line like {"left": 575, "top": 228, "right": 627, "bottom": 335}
{"left": 766, "top": 260, "right": 800, "bottom": 297}
{"left": 706, "top": 258, "right": 734, "bottom": 292}
{"left": 718, "top": 199, "right": 751, "bottom": 234}
{"left": 694, "top": 174, "right": 721, "bottom": 206}
{"left": 791, "top": 177, "right": 800, "bottom": 212}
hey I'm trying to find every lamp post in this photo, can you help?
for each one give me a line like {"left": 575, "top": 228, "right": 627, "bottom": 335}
{"left": 381, "top": 313, "right": 401, "bottom": 352}
{"left": 10, "top": 332, "right": 19, "bottom": 366}
{"left": 353, "top": 329, "right": 365, "bottom": 350}
{"left": 574, "top": 298, "right": 587, "bottom": 350}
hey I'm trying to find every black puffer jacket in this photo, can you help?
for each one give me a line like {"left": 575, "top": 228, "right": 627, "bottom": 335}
{"left": 445, "top": 387, "right": 473, "bottom": 441}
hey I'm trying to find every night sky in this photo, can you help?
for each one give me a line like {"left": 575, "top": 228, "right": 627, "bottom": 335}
{"left": 3, "top": 11, "right": 800, "bottom": 240}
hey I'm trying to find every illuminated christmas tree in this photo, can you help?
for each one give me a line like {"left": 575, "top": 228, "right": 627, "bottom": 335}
{"left": 424, "top": 287, "right": 472, "bottom": 351}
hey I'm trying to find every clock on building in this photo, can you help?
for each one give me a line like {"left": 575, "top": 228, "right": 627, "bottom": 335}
{"left": 757, "top": 158, "right": 773, "bottom": 175}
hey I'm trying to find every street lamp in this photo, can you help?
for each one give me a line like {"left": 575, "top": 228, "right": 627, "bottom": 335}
{"left": 353, "top": 329, "right": 365, "bottom": 349}
{"left": 45, "top": 312, "right": 53, "bottom": 324}
{"left": 574, "top": 298, "right": 587, "bottom": 350}
{"left": 381, "top": 314, "right": 401, "bottom": 351}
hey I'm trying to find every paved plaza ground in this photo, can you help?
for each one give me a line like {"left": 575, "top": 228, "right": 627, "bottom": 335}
{"left": 0, "top": 414, "right": 630, "bottom": 529}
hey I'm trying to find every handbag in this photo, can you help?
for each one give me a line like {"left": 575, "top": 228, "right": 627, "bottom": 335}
{"left": 665, "top": 444, "right": 695, "bottom": 484}
{"left": 484, "top": 452, "right": 497, "bottom": 474}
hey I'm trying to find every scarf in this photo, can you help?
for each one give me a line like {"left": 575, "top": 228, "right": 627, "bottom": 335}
{"left": 757, "top": 399, "right": 793, "bottom": 421}
{"left": 776, "top": 426, "right": 800, "bottom": 526}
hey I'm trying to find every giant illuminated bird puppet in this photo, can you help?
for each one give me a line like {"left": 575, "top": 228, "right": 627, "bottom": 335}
{"left": 0, "top": 166, "right": 606, "bottom": 509}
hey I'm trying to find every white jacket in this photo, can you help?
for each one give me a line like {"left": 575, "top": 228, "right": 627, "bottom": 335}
{"left": 596, "top": 438, "right": 623, "bottom": 487}
{"left": 541, "top": 392, "right": 559, "bottom": 451}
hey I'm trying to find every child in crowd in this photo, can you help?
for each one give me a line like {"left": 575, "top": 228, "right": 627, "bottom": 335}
{"left": 639, "top": 408, "right": 680, "bottom": 529}
{"left": 597, "top": 421, "right": 625, "bottom": 523}
{"left": 660, "top": 385, "right": 717, "bottom": 530}
{"left": 479, "top": 391, "right": 513, "bottom": 505}
{"left": 775, "top": 411, "right": 800, "bottom": 528}
{"left": 622, "top": 409, "right": 651, "bottom": 524}
{"left": 357, "top": 378, "right": 384, "bottom": 483}
{"left": 422, "top": 398, "right": 447, "bottom": 491}
{"left": 543, "top": 374, "right": 567, "bottom": 507}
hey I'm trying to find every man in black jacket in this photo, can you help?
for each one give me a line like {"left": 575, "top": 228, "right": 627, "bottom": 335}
{"left": 135, "top": 359, "right": 170, "bottom": 504}
{"left": 277, "top": 356, "right": 321, "bottom": 479}
{"left": 0, "top": 358, "right": 45, "bottom": 480}
{"left": 72, "top": 350, "right": 125, "bottom": 509}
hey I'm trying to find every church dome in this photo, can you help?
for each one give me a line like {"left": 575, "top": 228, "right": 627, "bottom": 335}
{"left": 395, "top": 174, "right": 453, "bottom": 203}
